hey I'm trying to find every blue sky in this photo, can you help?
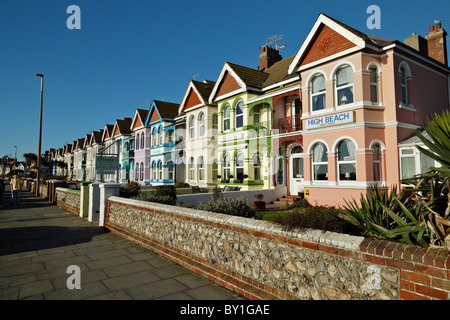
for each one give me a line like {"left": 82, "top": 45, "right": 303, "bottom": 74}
{"left": 1, "top": 0, "right": 449, "bottom": 161}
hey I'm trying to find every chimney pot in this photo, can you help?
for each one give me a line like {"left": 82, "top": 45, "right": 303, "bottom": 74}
{"left": 437, "top": 22, "right": 442, "bottom": 29}
{"left": 430, "top": 26, "right": 435, "bottom": 32}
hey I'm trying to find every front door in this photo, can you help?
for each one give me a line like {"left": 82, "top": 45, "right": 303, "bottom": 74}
{"left": 289, "top": 153, "right": 304, "bottom": 196}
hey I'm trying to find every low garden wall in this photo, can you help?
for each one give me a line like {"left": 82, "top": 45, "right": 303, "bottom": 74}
{"left": 104, "top": 196, "right": 450, "bottom": 300}
{"left": 56, "top": 187, "right": 81, "bottom": 215}
{"left": 39, "top": 184, "right": 48, "bottom": 200}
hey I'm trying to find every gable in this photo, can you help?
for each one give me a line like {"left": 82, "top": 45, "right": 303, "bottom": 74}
{"left": 134, "top": 115, "right": 143, "bottom": 129}
{"left": 184, "top": 88, "right": 202, "bottom": 111}
{"left": 300, "top": 24, "right": 357, "bottom": 66}
{"left": 113, "top": 125, "right": 120, "bottom": 137}
{"left": 216, "top": 71, "right": 242, "bottom": 98}
{"left": 148, "top": 108, "right": 160, "bottom": 123}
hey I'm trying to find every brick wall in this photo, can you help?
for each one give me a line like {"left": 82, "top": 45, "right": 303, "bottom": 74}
{"left": 104, "top": 196, "right": 449, "bottom": 300}
{"left": 56, "top": 187, "right": 81, "bottom": 215}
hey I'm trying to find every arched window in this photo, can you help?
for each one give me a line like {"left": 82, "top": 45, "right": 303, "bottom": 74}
{"left": 235, "top": 101, "right": 243, "bottom": 129}
{"left": 198, "top": 156, "right": 204, "bottom": 181}
{"left": 252, "top": 153, "right": 261, "bottom": 181}
{"left": 235, "top": 152, "right": 244, "bottom": 183}
{"left": 189, "top": 157, "right": 195, "bottom": 180}
{"left": 337, "top": 139, "right": 356, "bottom": 181}
{"left": 152, "top": 128, "right": 157, "bottom": 147}
{"left": 223, "top": 105, "right": 230, "bottom": 131}
{"left": 140, "top": 161, "right": 144, "bottom": 181}
{"left": 312, "top": 142, "right": 328, "bottom": 181}
{"left": 141, "top": 132, "right": 145, "bottom": 149}
{"left": 335, "top": 65, "right": 354, "bottom": 106}
{"left": 136, "top": 133, "right": 140, "bottom": 150}
{"left": 311, "top": 74, "right": 326, "bottom": 111}
{"left": 400, "top": 65, "right": 408, "bottom": 104}
{"left": 291, "top": 146, "right": 304, "bottom": 179}
{"left": 189, "top": 115, "right": 195, "bottom": 139}
{"left": 151, "top": 161, "right": 156, "bottom": 180}
{"left": 158, "top": 127, "right": 163, "bottom": 145}
{"left": 157, "top": 160, "right": 162, "bottom": 181}
{"left": 167, "top": 162, "right": 174, "bottom": 181}
{"left": 212, "top": 113, "right": 218, "bottom": 134}
{"left": 222, "top": 154, "right": 230, "bottom": 180}
{"left": 135, "top": 162, "right": 139, "bottom": 181}
{"left": 370, "top": 66, "right": 379, "bottom": 103}
{"left": 198, "top": 112, "right": 205, "bottom": 137}
{"left": 372, "top": 143, "right": 382, "bottom": 181}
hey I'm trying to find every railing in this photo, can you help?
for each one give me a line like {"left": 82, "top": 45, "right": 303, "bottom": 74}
{"left": 272, "top": 114, "right": 302, "bottom": 134}
{"left": 248, "top": 114, "right": 302, "bottom": 135}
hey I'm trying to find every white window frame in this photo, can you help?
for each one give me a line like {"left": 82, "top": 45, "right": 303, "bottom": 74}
{"left": 189, "top": 115, "right": 195, "bottom": 139}
{"left": 310, "top": 74, "right": 326, "bottom": 112}
{"left": 189, "top": 157, "right": 195, "bottom": 181}
{"left": 198, "top": 156, "right": 205, "bottom": 181}
{"left": 235, "top": 100, "right": 244, "bottom": 129}
{"left": 198, "top": 112, "right": 205, "bottom": 137}
{"left": 335, "top": 65, "right": 354, "bottom": 107}
{"left": 223, "top": 105, "right": 231, "bottom": 132}
{"left": 370, "top": 67, "right": 379, "bottom": 103}
{"left": 336, "top": 139, "right": 357, "bottom": 182}
{"left": 222, "top": 153, "right": 230, "bottom": 180}
{"left": 312, "top": 142, "right": 328, "bottom": 182}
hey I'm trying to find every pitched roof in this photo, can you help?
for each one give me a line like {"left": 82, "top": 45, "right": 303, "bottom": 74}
{"left": 192, "top": 80, "right": 216, "bottom": 102}
{"left": 262, "top": 55, "right": 297, "bottom": 88}
{"left": 153, "top": 100, "right": 179, "bottom": 119}
{"left": 114, "top": 118, "right": 132, "bottom": 136}
{"left": 226, "top": 62, "right": 269, "bottom": 89}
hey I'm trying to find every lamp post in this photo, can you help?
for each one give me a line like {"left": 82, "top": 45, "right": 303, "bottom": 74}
{"left": 14, "top": 146, "right": 17, "bottom": 168}
{"left": 35, "top": 74, "right": 44, "bottom": 196}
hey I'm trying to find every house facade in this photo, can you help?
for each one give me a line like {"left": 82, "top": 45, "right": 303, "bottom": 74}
{"left": 145, "top": 100, "right": 179, "bottom": 186}
{"left": 178, "top": 80, "right": 218, "bottom": 188}
{"left": 131, "top": 108, "right": 150, "bottom": 186}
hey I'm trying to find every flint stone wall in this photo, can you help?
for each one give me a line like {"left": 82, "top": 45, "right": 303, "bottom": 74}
{"left": 104, "top": 197, "right": 450, "bottom": 300}
{"left": 56, "top": 187, "right": 80, "bottom": 215}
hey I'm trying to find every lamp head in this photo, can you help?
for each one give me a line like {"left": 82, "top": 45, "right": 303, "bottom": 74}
{"left": 35, "top": 73, "right": 44, "bottom": 77}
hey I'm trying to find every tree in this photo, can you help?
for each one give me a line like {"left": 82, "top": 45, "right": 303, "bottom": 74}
{"left": 23, "top": 153, "right": 37, "bottom": 166}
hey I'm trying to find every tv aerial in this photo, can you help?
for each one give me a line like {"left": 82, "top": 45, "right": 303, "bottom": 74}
{"left": 260, "top": 34, "right": 286, "bottom": 51}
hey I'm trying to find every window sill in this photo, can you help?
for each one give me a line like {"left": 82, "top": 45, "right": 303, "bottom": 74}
{"left": 399, "top": 103, "right": 416, "bottom": 112}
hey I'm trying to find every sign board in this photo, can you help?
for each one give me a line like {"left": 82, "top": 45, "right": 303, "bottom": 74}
{"left": 305, "top": 111, "right": 354, "bottom": 130}
{"left": 95, "top": 156, "right": 118, "bottom": 174}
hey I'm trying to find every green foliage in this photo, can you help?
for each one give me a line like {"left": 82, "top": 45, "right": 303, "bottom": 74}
{"left": 343, "top": 185, "right": 429, "bottom": 247}
{"left": 266, "top": 206, "right": 357, "bottom": 234}
{"left": 120, "top": 181, "right": 140, "bottom": 198}
{"left": 197, "top": 196, "right": 256, "bottom": 218}
{"left": 134, "top": 185, "right": 177, "bottom": 205}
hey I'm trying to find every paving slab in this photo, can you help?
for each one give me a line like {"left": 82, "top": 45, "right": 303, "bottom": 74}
{"left": 0, "top": 184, "right": 245, "bottom": 301}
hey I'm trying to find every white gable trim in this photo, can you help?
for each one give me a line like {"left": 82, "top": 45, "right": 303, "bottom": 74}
{"left": 288, "top": 14, "right": 367, "bottom": 74}
{"left": 179, "top": 81, "right": 206, "bottom": 115}
{"left": 209, "top": 63, "right": 246, "bottom": 103}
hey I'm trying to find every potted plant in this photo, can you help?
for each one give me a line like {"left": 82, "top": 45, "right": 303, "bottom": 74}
{"left": 254, "top": 193, "right": 266, "bottom": 209}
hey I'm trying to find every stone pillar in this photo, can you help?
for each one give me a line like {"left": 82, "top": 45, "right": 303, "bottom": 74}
{"left": 98, "top": 183, "right": 121, "bottom": 226}
{"left": 50, "top": 180, "right": 65, "bottom": 203}
{"left": 79, "top": 182, "right": 93, "bottom": 218}
{"left": 88, "top": 183, "right": 101, "bottom": 222}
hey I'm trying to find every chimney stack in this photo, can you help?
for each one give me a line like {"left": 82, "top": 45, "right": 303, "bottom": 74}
{"left": 425, "top": 21, "right": 448, "bottom": 66}
{"left": 259, "top": 46, "right": 282, "bottom": 71}
{"left": 404, "top": 33, "right": 428, "bottom": 56}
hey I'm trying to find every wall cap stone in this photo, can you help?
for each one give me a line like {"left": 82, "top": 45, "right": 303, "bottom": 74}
{"left": 107, "top": 196, "right": 367, "bottom": 251}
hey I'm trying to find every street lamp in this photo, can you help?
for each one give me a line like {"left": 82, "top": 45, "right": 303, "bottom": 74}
{"left": 35, "top": 73, "right": 44, "bottom": 196}
{"left": 14, "top": 146, "right": 17, "bottom": 168}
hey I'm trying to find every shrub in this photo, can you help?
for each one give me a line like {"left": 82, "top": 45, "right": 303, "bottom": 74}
{"left": 120, "top": 181, "right": 140, "bottom": 198}
{"left": 267, "top": 206, "right": 357, "bottom": 234}
{"left": 133, "top": 185, "right": 177, "bottom": 205}
{"left": 197, "top": 196, "right": 256, "bottom": 218}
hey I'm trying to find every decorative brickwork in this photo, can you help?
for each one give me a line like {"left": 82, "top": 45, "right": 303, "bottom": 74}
{"left": 104, "top": 197, "right": 449, "bottom": 300}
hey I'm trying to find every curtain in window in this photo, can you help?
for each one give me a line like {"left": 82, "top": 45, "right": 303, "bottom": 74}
{"left": 336, "top": 66, "right": 353, "bottom": 86}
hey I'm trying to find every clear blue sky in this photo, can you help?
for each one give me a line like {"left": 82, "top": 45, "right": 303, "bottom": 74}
{"left": 1, "top": 0, "right": 449, "bottom": 161}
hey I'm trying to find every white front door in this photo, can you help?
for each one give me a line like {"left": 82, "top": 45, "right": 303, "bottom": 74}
{"left": 290, "top": 155, "right": 304, "bottom": 195}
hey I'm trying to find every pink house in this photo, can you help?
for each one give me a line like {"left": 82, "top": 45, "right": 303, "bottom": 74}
{"left": 274, "top": 13, "right": 450, "bottom": 207}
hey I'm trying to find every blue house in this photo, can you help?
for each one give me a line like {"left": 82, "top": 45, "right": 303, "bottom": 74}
{"left": 144, "top": 100, "right": 179, "bottom": 185}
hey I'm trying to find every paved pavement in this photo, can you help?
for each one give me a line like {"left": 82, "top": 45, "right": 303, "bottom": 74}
{"left": 0, "top": 182, "right": 245, "bottom": 301}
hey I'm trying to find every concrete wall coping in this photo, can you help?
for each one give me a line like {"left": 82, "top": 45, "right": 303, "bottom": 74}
{"left": 108, "top": 196, "right": 366, "bottom": 251}
{"left": 55, "top": 187, "right": 70, "bottom": 192}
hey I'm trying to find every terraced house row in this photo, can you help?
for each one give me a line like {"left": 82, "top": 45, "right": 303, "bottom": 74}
{"left": 48, "top": 13, "right": 450, "bottom": 207}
